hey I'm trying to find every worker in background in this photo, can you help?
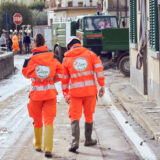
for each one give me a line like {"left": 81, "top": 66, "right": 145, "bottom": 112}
{"left": 22, "top": 34, "right": 63, "bottom": 158}
{"left": 18, "top": 33, "right": 23, "bottom": 54}
{"left": 7, "top": 34, "right": 12, "bottom": 51}
{"left": 12, "top": 32, "right": 20, "bottom": 54}
{"left": 62, "top": 36, "right": 105, "bottom": 153}
{"left": 23, "top": 32, "right": 31, "bottom": 54}
{"left": 0, "top": 33, "right": 6, "bottom": 51}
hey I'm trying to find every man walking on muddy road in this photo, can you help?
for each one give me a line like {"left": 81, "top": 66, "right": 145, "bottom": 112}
{"left": 62, "top": 36, "right": 105, "bottom": 153}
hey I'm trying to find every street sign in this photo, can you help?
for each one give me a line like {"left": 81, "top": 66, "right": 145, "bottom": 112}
{"left": 13, "top": 13, "right": 23, "bottom": 25}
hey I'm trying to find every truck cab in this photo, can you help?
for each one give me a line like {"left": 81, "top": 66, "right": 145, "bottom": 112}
{"left": 76, "top": 14, "right": 118, "bottom": 55}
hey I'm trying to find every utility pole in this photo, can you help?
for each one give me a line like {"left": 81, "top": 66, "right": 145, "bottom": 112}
{"left": 117, "top": 0, "right": 119, "bottom": 20}
{"left": 101, "top": 0, "right": 103, "bottom": 10}
{"left": 125, "top": 0, "right": 128, "bottom": 17}
{"left": 3, "top": 12, "right": 11, "bottom": 51}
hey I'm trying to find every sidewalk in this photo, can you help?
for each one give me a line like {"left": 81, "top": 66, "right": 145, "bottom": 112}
{"left": 109, "top": 80, "right": 160, "bottom": 143}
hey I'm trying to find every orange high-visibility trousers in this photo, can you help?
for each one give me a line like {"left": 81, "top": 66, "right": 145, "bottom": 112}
{"left": 12, "top": 43, "right": 20, "bottom": 51}
{"left": 69, "top": 95, "right": 97, "bottom": 123}
{"left": 12, "top": 35, "right": 20, "bottom": 51}
{"left": 27, "top": 98, "right": 57, "bottom": 128}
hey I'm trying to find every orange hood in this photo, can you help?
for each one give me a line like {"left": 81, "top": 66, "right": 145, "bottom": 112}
{"left": 31, "top": 46, "right": 54, "bottom": 65}
{"left": 64, "top": 44, "right": 88, "bottom": 57}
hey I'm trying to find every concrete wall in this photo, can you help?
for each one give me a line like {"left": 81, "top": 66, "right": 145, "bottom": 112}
{"left": 146, "top": 0, "right": 160, "bottom": 104}
{"left": 0, "top": 52, "right": 14, "bottom": 80}
{"left": 50, "top": 8, "right": 98, "bottom": 22}
{"left": 130, "top": 48, "right": 144, "bottom": 94}
{"left": 48, "top": 0, "right": 100, "bottom": 23}
{"left": 130, "top": 1, "right": 145, "bottom": 94}
{"left": 66, "top": 9, "right": 98, "bottom": 18}
{"left": 147, "top": 56, "right": 160, "bottom": 103}
{"left": 130, "top": 0, "right": 160, "bottom": 104}
{"left": 56, "top": 0, "right": 99, "bottom": 7}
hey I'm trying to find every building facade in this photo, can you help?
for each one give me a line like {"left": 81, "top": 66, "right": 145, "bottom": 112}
{"left": 23, "top": 0, "right": 45, "bottom": 6}
{"left": 130, "top": 0, "right": 160, "bottom": 104}
{"left": 0, "top": 0, "right": 45, "bottom": 5}
{"left": 103, "top": 0, "right": 129, "bottom": 27}
{"left": 47, "top": 0, "right": 101, "bottom": 25}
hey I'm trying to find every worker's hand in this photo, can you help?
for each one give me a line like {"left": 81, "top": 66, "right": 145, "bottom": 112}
{"left": 65, "top": 94, "right": 70, "bottom": 104}
{"left": 99, "top": 86, "right": 105, "bottom": 97}
{"left": 53, "top": 77, "right": 58, "bottom": 83}
{"left": 65, "top": 98, "right": 70, "bottom": 104}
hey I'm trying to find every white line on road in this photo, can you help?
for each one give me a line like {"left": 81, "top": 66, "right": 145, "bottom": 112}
{"left": 105, "top": 88, "right": 157, "bottom": 160}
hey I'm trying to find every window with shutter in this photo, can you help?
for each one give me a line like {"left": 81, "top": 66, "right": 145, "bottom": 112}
{"left": 130, "top": 0, "right": 137, "bottom": 44}
{"left": 149, "top": 0, "right": 159, "bottom": 51}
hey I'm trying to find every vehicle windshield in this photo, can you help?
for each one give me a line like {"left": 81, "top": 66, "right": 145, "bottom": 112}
{"left": 84, "top": 17, "right": 118, "bottom": 31}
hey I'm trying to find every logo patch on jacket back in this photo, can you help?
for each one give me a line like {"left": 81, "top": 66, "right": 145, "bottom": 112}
{"left": 35, "top": 65, "right": 50, "bottom": 78}
{"left": 73, "top": 58, "right": 88, "bottom": 71}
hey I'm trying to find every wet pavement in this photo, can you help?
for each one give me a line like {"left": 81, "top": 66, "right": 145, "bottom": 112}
{"left": 0, "top": 55, "right": 160, "bottom": 159}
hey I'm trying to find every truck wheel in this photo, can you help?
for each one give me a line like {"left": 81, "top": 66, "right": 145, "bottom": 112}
{"left": 119, "top": 56, "right": 130, "bottom": 76}
{"left": 55, "top": 46, "right": 64, "bottom": 63}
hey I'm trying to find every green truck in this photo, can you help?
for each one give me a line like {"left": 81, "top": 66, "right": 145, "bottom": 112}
{"left": 52, "top": 14, "right": 129, "bottom": 76}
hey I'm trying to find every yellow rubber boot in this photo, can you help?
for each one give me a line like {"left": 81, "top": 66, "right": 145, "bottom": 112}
{"left": 44, "top": 125, "right": 54, "bottom": 158}
{"left": 33, "top": 127, "right": 42, "bottom": 152}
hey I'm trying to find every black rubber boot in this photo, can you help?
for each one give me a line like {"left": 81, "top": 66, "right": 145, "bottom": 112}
{"left": 35, "top": 148, "right": 42, "bottom": 152}
{"left": 84, "top": 123, "right": 97, "bottom": 146}
{"left": 45, "top": 151, "right": 52, "bottom": 158}
{"left": 69, "top": 120, "right": 80, "bottom": 153}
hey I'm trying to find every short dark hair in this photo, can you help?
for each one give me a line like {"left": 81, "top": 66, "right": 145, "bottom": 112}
{"left": 34, "top": 33, "right": 45, "bottom": 47}
{"left": 67, "top": 39, "right": 81, "bottom": 50}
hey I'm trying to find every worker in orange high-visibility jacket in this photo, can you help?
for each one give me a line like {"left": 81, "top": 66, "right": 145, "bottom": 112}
{"left": 12, "top": 32, "right": 20, "bottom": 53}
{"left": 22, "top": 34, "right": 63, "bottom": 158}
{"left": 62, "top": 36, "right": 105, "bottom": 153}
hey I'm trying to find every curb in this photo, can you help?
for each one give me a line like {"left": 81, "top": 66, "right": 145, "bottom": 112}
{"left": 109, "top": 83, "right": 160, "bottom": 143}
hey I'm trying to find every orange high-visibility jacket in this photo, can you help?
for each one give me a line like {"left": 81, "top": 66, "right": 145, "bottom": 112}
{"left": 22, "top": 46, "right": 63, "bottom": 101}
{"left": 12, "top": 35, "right": 20, "bottom": 51}
{"left": 62, "top": 43, "right": 105, "bottom": 97}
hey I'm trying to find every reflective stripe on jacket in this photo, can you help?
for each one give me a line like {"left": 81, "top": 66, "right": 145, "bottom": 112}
{"left": 62, "top": 43, "right": 105, "bottom": 97}
{"left": 22, "top": 45, "right": 63, "bottom": 101}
